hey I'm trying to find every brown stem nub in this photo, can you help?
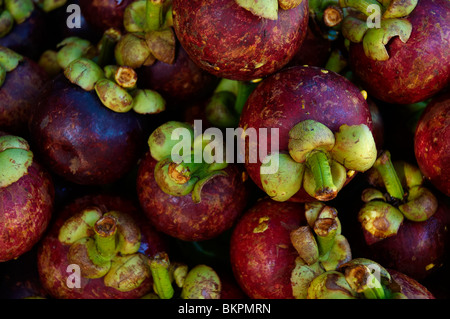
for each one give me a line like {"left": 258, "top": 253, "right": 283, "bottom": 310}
{"left": 115, "top": 66, "right": 138, "bottom": 89}
{"left": 94, "top": 216, "right": 117, "bottom": 237}
{"left": 324, "top": 5, "right": 344, "bottom": 27}
{"left": 168, "top": 162, "right": 191, "bottom": 184}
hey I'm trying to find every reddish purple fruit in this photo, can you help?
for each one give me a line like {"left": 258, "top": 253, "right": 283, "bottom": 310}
{"left": 0, "top": 7, "right": 48, "bottom": 60}
{"left": 230, "top": 198, "right": 306, "bottom": 299}
{"left": 414, "top": 92, "right": 450, "bottom": 197}
{"left": 28, "top": 74, "right": 147, "bottom": 185}
{"left": 0, "top": 56, "right": 49, "bottom": 136}
{"left": 388, "top": 269, "right": 435, "bottom": 299}
{"left": 37, "top": 194, "right": 170, "bottom": 299}
{"left": 239, "top": 65, "right": 374, "bottom": 203}
{"left": 347, "top": 0, "right": 450, "bottom": 104}
{"left": 172, "top": 0, "right": 309, "bottom": 81}
{"left": 0, "top": 133, "right": 54, "bottom": 262}
{"left": 136, "top": 152, "right": 248, "bottom": 241}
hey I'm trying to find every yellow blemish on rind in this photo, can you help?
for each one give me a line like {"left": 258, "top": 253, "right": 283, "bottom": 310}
{"left": 253, "top": 216, "right": 270, "bottom": 233}
{"left": 425, "top": 263, "right": 435, "bottom": 271}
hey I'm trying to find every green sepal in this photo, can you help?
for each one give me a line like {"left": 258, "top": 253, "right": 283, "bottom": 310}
{"left": 363, "top": 18, "right": 412, "bottom": 61}
{"left": 64, "top": 58, "right": 105, "bottom": 91}
{"left": 154, "top": 157, "right": 198, "bottom": 197}
{"left": 4, "top": 0, "right": 34, "bottom": 24}
{"left": 191, "top": 170, "right": 228, "bottom": 203}
{"left": 307, "top": 271, "right": 357, "bottom": 299}
{"left": 132, "top": 89, "right": 166, "bottom": 114}
{"left": 58, "top": 207, "right": 103, "bottom": 245}
{"left": 291, "top": 257, "right": 324, "bottom": 299}
{"left": 260, "top": 152, "right": 304, "bottom": 202}
{"left": 181, "top": 265, "right": 221, "bottom": 299}
{"left": 123, "top": 0, "right": 147, "bottom": 33}
{"left": 358, "top": 201, "right": 404, "bottom": 240}
{"left": 0, "top": 46, "right": 23, "bottom": 71}
{"left": 104, "top": 254, "right": 151, "bottom": 292}
{"left": 331, "top": 124, "right": 377, "bottom": 172}
{"left": 67, "top": 237, "right": 111, "bottom": 279}
{"left": 0, "top": 9, "right": 14, "bottom": 37}
{"left": 148, "top": 121, "right": 194, "bottom": 162}
{"left": 94, "top": 78, "right": 134, "bottom": 113}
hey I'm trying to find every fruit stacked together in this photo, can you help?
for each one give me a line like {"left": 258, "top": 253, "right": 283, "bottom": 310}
{"left": 0, "top": 0, "right": 449, "bottom": 300}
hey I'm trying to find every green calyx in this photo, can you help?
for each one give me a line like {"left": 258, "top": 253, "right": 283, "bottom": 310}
{"left": 118, "top": 0, "right": 175, "bottom": 67}
{"left": 361, "top": 151, "right": 438, "bottom": 236}
{"left": 0, "top": 135, "right": 33, "bottom": 188}
{"left": 181, "top": 264, "right": 221, "bottom": 299}
{"left": 290, "top": 202, "right": 353, "bottom": 299}
{"left": 337, "top": 258, "right": 406, "bottom": 299}
{"left": 236, "top": 0, "right": 303, "bottom": 21}
{"left": 59, "top": 207, "right": 152, "bottom": 292}
{"left": 306, "top": 257, "right": 407, "bottom": 299}
{"left": 149, "top": 122, "right": 229, "bottom": 203}
{"left": 339, "top": 0, "right": 418, "bottom": 61}
{"left": 0, "top": 46, "right": 23, "bottom": 87}
{"left": 62, "top": 53, "right": 166, "bottom": 114}
{"left": 261, "top": 119, "right": 376, "bottom": 202}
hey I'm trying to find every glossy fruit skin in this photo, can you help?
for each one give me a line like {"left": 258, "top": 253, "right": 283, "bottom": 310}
{"left": 388, "top": 269, "right": 435, "bottom": 299}
{"left": 0, "top": 58, "right": 49, "bottom": 136}
{"left": 137, "top": 45, "right": 219, "bottom": 110}
{"left": 230, "top": 198, "right": 306, "bottom": 299}
{"left": 136, "top": 152, "right": 248, "bottom": 242}
{"left": 414, "top": 92, "right": 450, "bottom": 197}
{"left": 239, "top": 65, "right": 373, "bottom": 202}
{"left": 348, "top": 0, "right": 450, "bottom": 104}
{"left": 28, "top": 75, "right": 147, "bottom": 185}
{"left": 0, "top": 132, "right": 54, "bottom": 262}
{"left": 0, "top": 8, "right": 47, "bottom": 61}
{"left": 79, "top": 0, "right": 135, "bottom": 33}
{"left": 37, "top": 194, "right": 169, "bottom": 299}
{"left": 172, "top": 0, "right": 309, "bottom": 81}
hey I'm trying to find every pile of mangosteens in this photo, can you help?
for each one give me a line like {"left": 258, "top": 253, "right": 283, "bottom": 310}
{"left": 0, "top": 0, "right": 449, "bottom": 304}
